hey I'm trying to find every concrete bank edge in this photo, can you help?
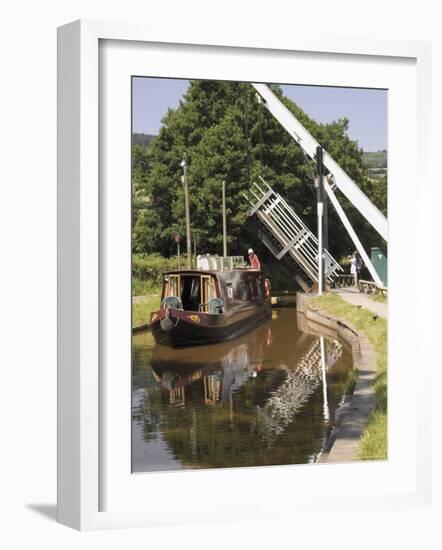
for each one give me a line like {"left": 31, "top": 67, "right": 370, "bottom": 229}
{"left": 296, "top": 293, "right": 377, "bottom": 463}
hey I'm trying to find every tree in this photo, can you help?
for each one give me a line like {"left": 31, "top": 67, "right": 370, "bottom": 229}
{"left": 132, "top": 80, "right": 386, "bottom": 265}
{"left": 132, "top": 133, "right": 156, "bottom": 148}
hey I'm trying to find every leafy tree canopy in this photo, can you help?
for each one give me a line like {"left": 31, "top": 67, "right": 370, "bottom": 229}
{"left": 132, "top": 80, "right": 387, "bottom": 264}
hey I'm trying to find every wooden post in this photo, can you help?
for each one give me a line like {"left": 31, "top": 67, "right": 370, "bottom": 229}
{"left": 181, "top": 154, "right": 191, "bottom": 269}
{"left": 222, "top": 180, "right": 227, "bottom": 257}
{"left": 174, "top": 234, "right": 181, "bottom": 270}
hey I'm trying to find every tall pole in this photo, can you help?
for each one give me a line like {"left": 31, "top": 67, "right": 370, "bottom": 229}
{"left": 323, "top": 187, "right": 329, "bottom": 252}
{"left": 316, "top": 146, "right": 325, "bottom": 295}
{"left": 181, "top": 154, "right": 192, "bottom": 269}
{"left": 175, "top": 235, "right": 181, "bottom": 270}
{"left": 193, "top": 230, "right": 197, "bottom": 266}
{"left": 222, "top": 180, "right": 227, "bottom": 257}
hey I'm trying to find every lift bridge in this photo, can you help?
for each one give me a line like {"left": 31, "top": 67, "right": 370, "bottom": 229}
{"left": 244, "top": 177, "right": 342, "bottom": 291}
{"left": 242, "top": 83, "right": 388, "bottom": 291}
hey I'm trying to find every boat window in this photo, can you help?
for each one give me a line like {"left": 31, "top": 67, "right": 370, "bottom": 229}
{"left": 165, "top": 274, "right": 180, "bottom": 298}
{"left": 200, "top": 275, "right": 217, "bottom": 312}
{"left": 180, "top": 275, "right": 201, "bottom": 311}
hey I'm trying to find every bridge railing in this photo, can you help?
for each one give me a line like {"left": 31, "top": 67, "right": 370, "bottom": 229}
{"left": 358, "top": 279, "right": 388, "bottom": 296}
{"left": 332, "top": 274, "right": 388, "bottom": 296}
{"left": 332, "top": 274, "right": 354, "bottom": 288}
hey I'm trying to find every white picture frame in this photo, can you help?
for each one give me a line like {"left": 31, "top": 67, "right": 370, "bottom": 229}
{"left": 57, "top": 19, "right": 432, "bottom": 531}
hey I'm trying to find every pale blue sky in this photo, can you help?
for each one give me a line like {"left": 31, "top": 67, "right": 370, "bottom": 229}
{"left": 132, "top": 77, "right": 387, "bottom": 152}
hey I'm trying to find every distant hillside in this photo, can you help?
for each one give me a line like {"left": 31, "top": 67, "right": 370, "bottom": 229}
{"left": 362, "top": 150, "right": 387, "bottom": 180}
{"left": 132, "top": 133, "right": 156, "bottom": 148}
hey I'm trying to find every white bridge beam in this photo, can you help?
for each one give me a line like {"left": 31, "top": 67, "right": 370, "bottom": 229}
{"left": 252, "top": 83, "right": 388, "bottom": 242}
{"left": 324, "top": 179, "right": 383, "bottom": 286}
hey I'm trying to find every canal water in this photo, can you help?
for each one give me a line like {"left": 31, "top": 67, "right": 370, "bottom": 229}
{"left": 132, "top": 308, "right": 353, "bottom": 472}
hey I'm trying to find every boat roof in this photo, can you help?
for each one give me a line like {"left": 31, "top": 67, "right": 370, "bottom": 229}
{"left": 163, "top": 268, "right": 261, "bottom": 276}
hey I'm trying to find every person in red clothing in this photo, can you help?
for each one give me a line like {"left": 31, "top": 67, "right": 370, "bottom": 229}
{"left": 248, "top": 248, "right": 261, "bottom": 270}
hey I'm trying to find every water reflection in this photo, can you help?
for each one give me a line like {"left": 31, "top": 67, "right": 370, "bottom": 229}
{"left": 132, "top": 308, "right": 353, "bottom": 472}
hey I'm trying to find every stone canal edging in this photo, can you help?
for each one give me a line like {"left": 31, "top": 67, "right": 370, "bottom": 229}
{"left": 296, "top": 293, "right": 377, "bottom": 463}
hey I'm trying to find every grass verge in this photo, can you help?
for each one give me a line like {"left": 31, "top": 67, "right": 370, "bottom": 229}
{"left": 371, "top": 292, "right": 387, "bottom": 304}
{"left": 313, "top": 293, "right": 387, "bottom": 460}
{"left": 132, "top": 290, "right": 161, "bottom": 328}
{"left": 132, "top": 277, "right": 162, "bottom": 296}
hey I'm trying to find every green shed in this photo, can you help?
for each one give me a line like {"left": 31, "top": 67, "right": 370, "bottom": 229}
{"left": 371, "top": 247, "right": 388, "bottom": 287}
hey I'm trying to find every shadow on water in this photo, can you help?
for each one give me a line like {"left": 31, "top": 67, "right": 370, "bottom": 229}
{"left": 132, "top": 308, "right": 353, "bottom": 473}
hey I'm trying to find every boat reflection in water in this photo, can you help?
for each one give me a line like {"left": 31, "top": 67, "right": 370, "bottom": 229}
{"left": 132, "top": 308, "right": 353, "bottom": 472}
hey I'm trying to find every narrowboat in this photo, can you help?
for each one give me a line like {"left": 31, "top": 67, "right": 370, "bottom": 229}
{"left": 150, "top": 256, "right": 272, "bottom": 347}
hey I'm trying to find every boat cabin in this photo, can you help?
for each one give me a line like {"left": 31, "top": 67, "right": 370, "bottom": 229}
{"left": 161, "top": 269, "right": 266, "bottom": 315}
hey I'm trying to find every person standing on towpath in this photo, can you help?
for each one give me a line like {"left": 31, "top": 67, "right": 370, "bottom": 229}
{"left": 350, "top": 251, "right": 362, "bottom": 286}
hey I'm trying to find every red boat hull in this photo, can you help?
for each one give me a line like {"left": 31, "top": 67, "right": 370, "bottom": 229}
{"left": 150, "top": 303, "right": 271, "bottom": 347}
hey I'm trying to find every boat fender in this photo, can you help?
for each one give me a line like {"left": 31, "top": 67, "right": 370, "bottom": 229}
{"left": 160, "top": 307, "right": 178, "bottom": 331}
{"left": 264, "top": 278, "right": 271, "bottom": 298}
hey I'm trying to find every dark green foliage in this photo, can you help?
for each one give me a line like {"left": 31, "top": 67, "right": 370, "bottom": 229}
{"left": 360, "top": 175, "right": 387, "bottom": 217}
{"left": 362, "top": 150, "right": 388, "bottom": 169}
{"left": 132, "top": 80, "right": 387, "bottom": 268}
{"left": 132, "top": 133, "right": 155, "bottom": 148}
{"left": 362, "top": 151, "right": 388, "bottom": 181}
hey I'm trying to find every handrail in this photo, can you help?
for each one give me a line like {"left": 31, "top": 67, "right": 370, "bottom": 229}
{"left": 358, "top": 279, "right": 388, "bottom": 295}
{"left": 160, "top": 296, "right": 183, "bottom": 310}
{"left": 198, "top": 298, "right": 224, "bottom": 314}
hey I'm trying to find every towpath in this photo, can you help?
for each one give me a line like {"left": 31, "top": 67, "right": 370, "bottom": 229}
{"left": 332, "top": 287, "right": 387, "bottom": 320}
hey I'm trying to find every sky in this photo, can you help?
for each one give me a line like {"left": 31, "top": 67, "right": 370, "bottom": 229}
{"left": 132, "top": 77, "right": 387, "bottom": 152}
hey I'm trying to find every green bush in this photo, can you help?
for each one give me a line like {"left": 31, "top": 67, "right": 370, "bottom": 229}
{"left": 132, "top": 253, "right": 179, "bottom": 287}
